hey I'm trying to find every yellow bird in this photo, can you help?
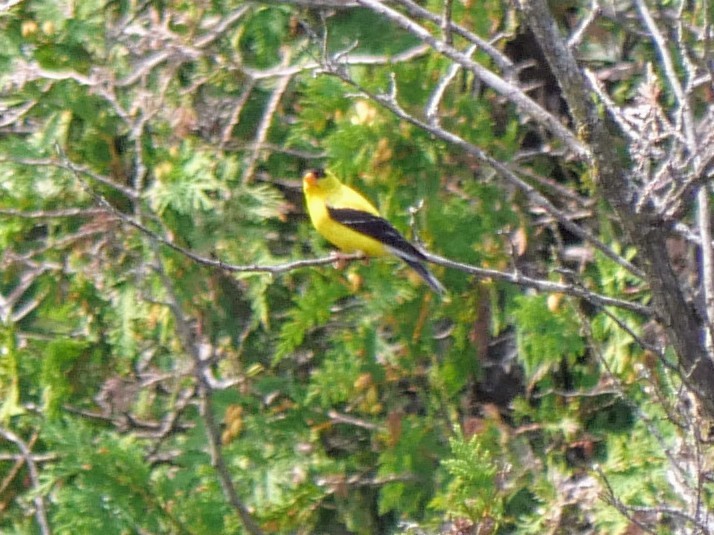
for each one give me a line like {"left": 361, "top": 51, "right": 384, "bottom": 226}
{"left": 302, "top": 169, "right": 445, "bottom": 294}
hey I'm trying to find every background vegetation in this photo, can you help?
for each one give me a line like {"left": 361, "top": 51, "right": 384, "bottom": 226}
{"left": 1, "top": 0, "right": 713, "bottom": 533}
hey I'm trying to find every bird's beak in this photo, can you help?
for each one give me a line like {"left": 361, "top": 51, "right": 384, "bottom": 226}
{"left": 303, "top": 171, "right": 317, "bottom": 187}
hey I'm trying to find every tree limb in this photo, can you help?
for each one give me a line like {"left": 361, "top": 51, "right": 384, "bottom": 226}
{"left": 517, "top": 0, "right": 714, "bottom": 416}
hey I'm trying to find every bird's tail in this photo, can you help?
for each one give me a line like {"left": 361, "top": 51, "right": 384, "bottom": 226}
{"left": 401, "top": 256, "right": 446, "bottom": 295}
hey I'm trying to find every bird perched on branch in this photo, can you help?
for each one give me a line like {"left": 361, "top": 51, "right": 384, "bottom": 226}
{"left": 302, "top": 168, "right": 445, "bottom": 294}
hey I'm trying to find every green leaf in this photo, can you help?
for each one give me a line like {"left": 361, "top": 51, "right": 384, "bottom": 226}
{"left": 510, "top": 295, "right": 585, "bottom": 380}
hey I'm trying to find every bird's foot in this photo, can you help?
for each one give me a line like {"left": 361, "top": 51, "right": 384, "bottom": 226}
{"left": 329, "top": 251, "right": 350, "bottom": 270}
{"left": 329, "top": 251, "right": 366, "bottom": 269}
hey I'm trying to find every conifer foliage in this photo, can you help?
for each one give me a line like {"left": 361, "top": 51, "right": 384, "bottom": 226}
{"left": 1, "top": 1, "right": 714, "bottom": 533}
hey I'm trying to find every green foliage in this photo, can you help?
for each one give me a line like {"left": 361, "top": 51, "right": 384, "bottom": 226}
{"left": 432, "top": 431, "right": 502, "bottom": 522}
{"left": 41, "top": 339, "right": 91, "bottom": 418}
{"left": 147, "top": 144, "right": 226, "bottom": 216}
{"left": 275, "top": 277, "right": 349, "bottom": 362}
{"left": 378, "top": 419, "right": 444, "bottom": 517}
{"left": 0, "top": 327, "right": 21, "bottom": 422}
{"left": 511, "top": 295, "right": 585, "bottom": 380}
{"left": 0, "top": 2, "right": 708, "bottom": 534}
{"left": 44, "top": 421, "right": 203, "bottom": 534}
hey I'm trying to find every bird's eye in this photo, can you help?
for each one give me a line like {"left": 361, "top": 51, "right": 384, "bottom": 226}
{"left": 310, "top": 168, "right": 326, "bottom": 179}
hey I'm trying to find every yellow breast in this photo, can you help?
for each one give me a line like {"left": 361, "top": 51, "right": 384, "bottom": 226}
{"left": 304, "top": 177, "right": 387, "bottom": 257}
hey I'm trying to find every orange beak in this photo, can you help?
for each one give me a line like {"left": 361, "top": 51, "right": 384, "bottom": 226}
{"left": 303, "top": 171, "right": 318, "bottom": 187}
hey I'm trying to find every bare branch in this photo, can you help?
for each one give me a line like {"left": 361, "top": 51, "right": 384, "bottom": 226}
{"left": 117, "top": 6, "right": 251, "bottom": 87}
{"left": 241, "top": 56, "right": 293, "bottom": 184}
{"left": 328, "top": 410, "right": 384, "bottom": 431}
{"left": 423, "top": 250, "right": 649, "bottom": 316}
{"left": 518, "top": 0, "right": 714, "bottom": 416}
{"left": 391, "top": 0, "right": 514, "bottom": 72}
{"left": 354, "top": 0, "right": 589, "bottom": 158}
{"left": 220, "top": 78, "right": 257, "bottom": 147}
{"left": 567, "top": 0, "right": 600, "bottom": 49}
{"left": 326, "top": 66, "right": 644, "bottom": 279}
{"left": 261, "top": 0, "right": 359, "bottom": 7}
{"left": 425, "top": 44, "right": 477, "bottom": 126}
{"left": 0, "top": 428, "right": 51, "bottom": 535}
{"left": 632, "top": 2, "right": 714, "bottom": 353}
{"left": 0, "top": 207, "right": 111, "bottom": 219}
{"left": 151, "top": 247, "right": 265, "bottom": 535}
{"left": 1, "top": 156, "right": 138, "bottom": 199}
{"left": 243, "top": 44, "right": 431, "bottom": 81}
{"left": 76, "top": 167, "right": 648, "bottom": 314}
{"left": 440, "top": 0, "right": 453, "bottom": 45}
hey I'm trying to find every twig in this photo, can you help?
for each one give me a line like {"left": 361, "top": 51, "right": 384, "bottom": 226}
{"left": 0, "top": 207, "right": 111, "bottom": 219}
{"left": 76, "top": 172, "right": 649, "bottom": 314}
{"left": 261, "top": 0, "right": 359, "bottom": 7}
{"left": 423, "top": 250, "right": 649, "bottom": 315}
{"left": 1, "top": 156, "right": 138, "bottom": 199}
{"left": 0, "top": 428, "right": 51, "bottom": 535}
{"left": 243, "top": 44, "right": 431, "bottom": 81}
{"left": 152, "top": 245, "right": 264, "bottom": 535}
{"left": 220, "top": 78, "right": 257, "bottom": 147}
{"left": 597, "top": 467, "right": 659, "bottom": 535}
{"left": 327, "top": 410, "right": 384, "bottom": 431}
{"left": 440, "top": 0, "right": 453, "bottom": 45}
{"left": 117, "top": 6, "right": 251, "bottom": 87}
{"left": 567, "top": 0, "right": 600, "bottom": 49}
{"left": 0, "top": 452, "right": 57, "bottom": 463}
{"left": 0, "top": 0, "right": 23, "bottom": 11}
{"left": 354, "top": 0, "right": 589, "bottom": 158}
{"left": 425, "top": 44, "right": 477, "bottom": 126}
{"left": 241, "top": 55, "right": 293, "bottom": 184}
{"left": 59, "top": 153, "right": 649, "bottom": 316}
{"left": 390, "top": 0, "right": 513, "bottom": 72}
{"left": 327, "top": 67, "right": 644, "bottom": 279}
{"left": 634, "top": 0, "right": 714, "bottom": 357}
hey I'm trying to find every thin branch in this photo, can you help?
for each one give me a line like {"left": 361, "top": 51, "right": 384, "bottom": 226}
{"left": 510, "top": 162, "right": 592, "bottom": 207}
{"left": 0, "top": 99, "right": 36, "bottom": 128}
{"left": 79, "top": 175, "right": 649, "bottom": 315}
{"left": 326, "top": 67, "right": 644, "bottom": 279}
{"left": 597, "top": 467, "right": 660, "bottom": 535}
{"left": 423, "top": 250, "right": 650, "bottom": 315}
{"left": 0, "top": 207, "right": 111, "bottom": 219}
{"left": 243, "top": 44, "right": 431, "bottom": 81}
{"left": 0, "top": 453, "right": 57, "bottom": 463}
{"left": 567, "top": 0, "right": 600, "bottom": 49}
{"left": 117, "top": 6, "right": 251, "bottom": 87}
{"left": 0, "top": 428, "right": 51, "bottom": 535}
{"left": 193, "top": 6, "right": 253, "bottom": 49}
{"left": 390, "top": 0, "right": 514, "bottom": 72}
{"left": 633, "top": 0, "right": 686, "bottom": 106}
{"left": 696, "top": 187, "right": 714, "bottom": 353}
{"left": 152, "top": 246, "right": 264, "bottom": 535}
{"left": 220, "top": 78, "right": 257, "bottom": 147}
{"left": 0, "top": 0, "right": 23, "bottom": 11}
{"left": 518, "top": 0, "right": 714, "bottom": 417}
{"left": 425, "top": 44, "right": 477, "bottom": 126}
{"left": 354, "top": 0, "right": 589, "bottom": 158}
{"left": 327, "top": 410, "right": 384, "bottom": 431}
{"left": 440, "top": 0, "right": 453, "bottom": 45}
{"left": 261, "top": 0, "right": 359, "bottom": 7}
{"left": 241, "top": 56, "right": 293, "bottom": 184}
{"left": 634, "top": 0, "right": 714, "bottom": 356}
{"left": 0, "top": 156, "right": 138, "bottom": 199}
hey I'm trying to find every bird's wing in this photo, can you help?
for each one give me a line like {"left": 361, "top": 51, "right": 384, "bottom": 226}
{"left": 326, "top": 207, "right": 426, "bottom": 262}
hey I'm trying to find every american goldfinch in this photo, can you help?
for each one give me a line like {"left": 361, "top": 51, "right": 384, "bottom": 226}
{"left": 302, "top": 169, "right": 445, "bottom": 294}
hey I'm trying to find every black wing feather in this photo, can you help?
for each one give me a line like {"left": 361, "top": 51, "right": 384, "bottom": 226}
{"left": 327, "top": 207, "right": 426, "bottom": 261}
